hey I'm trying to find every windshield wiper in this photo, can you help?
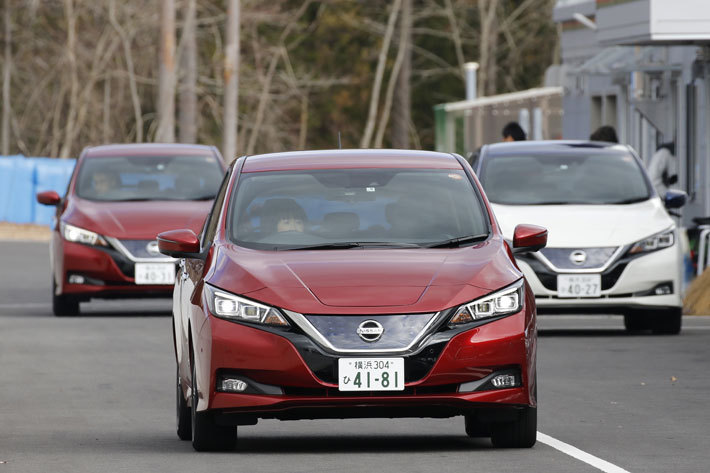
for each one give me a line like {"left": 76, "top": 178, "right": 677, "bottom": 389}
{"left": 608, "top": 197, "right": 649, "bottom": 205}
{"left": 425, "top": 234, "right": 488, "bottom": 248}
{"left": 284, "top": 242, "right": 421, "bottom": 251}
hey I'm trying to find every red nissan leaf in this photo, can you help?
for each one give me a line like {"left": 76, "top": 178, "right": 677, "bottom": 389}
{"left": 158, "top": 149, "right": 546, "bottom": 451}
{"left": 37, "top": 144, "right": 226, "bottom": 316}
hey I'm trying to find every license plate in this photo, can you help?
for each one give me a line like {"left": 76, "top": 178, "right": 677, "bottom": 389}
{"left": 557, "top": 274, "right": 601, "bottom": 298}
{"left": 134, "top": 263, "right": 176, "bottom": 285}
{"left": 338, "top": 358, "right": 404, "bottom": 391}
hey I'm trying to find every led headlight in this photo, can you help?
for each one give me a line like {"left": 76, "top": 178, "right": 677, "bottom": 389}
{"left": 205, "top": 285, "right": 290, "bottom": 327}
{"left": 60, "top": 222, "right": 108, "bottom": 246}
{"left": 449, "top": 279, "right": 524, "bottom": 325}
{"left": 628, "top": 228, "right": 675, "bottom": 255}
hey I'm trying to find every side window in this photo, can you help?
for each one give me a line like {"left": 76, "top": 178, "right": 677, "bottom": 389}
{"left": 201, "top": 168, "right": 232, "bottom": 247}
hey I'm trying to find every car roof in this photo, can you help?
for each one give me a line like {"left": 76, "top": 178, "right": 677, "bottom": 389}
{"left": 85, "top": 143, "right": 219, "bottom": 158}
{"left": 483, "top": 140, "right": 631, "bottom": 156}
{"left": 241, "top": 149, "right": 462, "bottom": 172}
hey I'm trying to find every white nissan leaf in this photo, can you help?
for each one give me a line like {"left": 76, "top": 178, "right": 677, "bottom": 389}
{"left": 472, "top": 141, "right": 687, "bottom": 334}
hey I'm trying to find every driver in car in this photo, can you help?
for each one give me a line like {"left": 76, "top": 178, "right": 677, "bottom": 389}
{"left": 262, "top": 198, "right": 307, "bottom": 234}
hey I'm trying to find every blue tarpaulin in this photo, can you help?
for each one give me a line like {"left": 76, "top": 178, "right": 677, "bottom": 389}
{"left": 0, "top": 155, "right": 75, "bottom": 226}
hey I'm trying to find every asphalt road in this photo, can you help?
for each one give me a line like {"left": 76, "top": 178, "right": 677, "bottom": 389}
{"left": 1, "top": 240, "right": 709, "bottom": 473}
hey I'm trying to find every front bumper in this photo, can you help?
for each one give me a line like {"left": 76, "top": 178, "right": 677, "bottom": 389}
{"left": 56, "top": 238, "right": 175, "bottom": 299}
{"left": 518, "top": 245, "right": 682, "bottom": 313}
{"left": 193, "top": 308, "right": 536, "bottom": 420}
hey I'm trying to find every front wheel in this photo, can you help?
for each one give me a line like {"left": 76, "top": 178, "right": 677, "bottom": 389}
{"left": 190, "top": 355, "right": 237, "bottom": 451}
{"left": 52, "top": 278, "right": 79, "bottom": 316}
{"left": 176, "top": 366, "right": 191, "bottom": 440}
{"left": 652, "top": 307, "right": 682, "bottom": 335}
{"left": 490, "top": 407, "right": 537, "bottom": 448}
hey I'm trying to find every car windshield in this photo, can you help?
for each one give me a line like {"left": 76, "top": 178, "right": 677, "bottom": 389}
{"left": 479, "top": 152, "right": 652, "bottom": 205}
{"left": 75, "top": 154, "right": 224, "bottom": 202}
{"left": 229, "top": 168, "right": 489, "bottom": 250}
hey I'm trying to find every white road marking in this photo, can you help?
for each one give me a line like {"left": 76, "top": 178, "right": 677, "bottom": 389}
{"left": 538, "top": 432, "right": 631, "bottom": 473}
{"left": 0, "top": 302, "right": 50, "bottom": 308}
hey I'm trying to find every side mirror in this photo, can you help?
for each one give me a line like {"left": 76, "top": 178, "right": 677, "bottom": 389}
{"left": 36, "top": 190, "right": 61, "bottom": 206}
{"left": 157, "top": 229, "right": 203, "bottom": 259}
{"left": 664, "top": 190, "right": 687, "bottom": 209}
{"left": 512, "top": 224, "right": 547, "bottom": 254}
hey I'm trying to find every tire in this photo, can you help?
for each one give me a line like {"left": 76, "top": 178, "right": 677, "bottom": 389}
{"left": 176, "top": 366, "right": 191, "bottom": 441}
{"left": 652, "top": 307, "right": 682, "bottom": 335}
{"left": 190, "top": 355, "right": 237, "bottom": 451}
{"left": 490, "top": 407, "right": 537, "bottom": 448}
{"left": 464, "top": 414, "right": 490, "bottom": 438}
{"left": 623, "top": 312, "right": 651, "bottom": 332}
{"left": 52, "top": 278, "right": 79, "bottom": 316}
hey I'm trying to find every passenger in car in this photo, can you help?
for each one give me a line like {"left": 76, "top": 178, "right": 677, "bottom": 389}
{"left": 91, "top": 170, "right": 121, "bottom": 196}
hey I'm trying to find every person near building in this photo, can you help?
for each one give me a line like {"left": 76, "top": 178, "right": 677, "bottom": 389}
{"left": 647, "top": 142, "right": 677, "bottom": 197}
{"left": 589, "top": 125, "right": 619, "bottom": 143}
{"left": 502, "top": 122, "right": 526, "bottom": 142}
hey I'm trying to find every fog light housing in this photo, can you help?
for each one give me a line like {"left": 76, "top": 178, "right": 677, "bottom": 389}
{"left": 219, "top": 377, "right": 248, "bottom": 393}
{"left": 68, "top": 274, "right": 86, "bottom": 284}
{"left": 491, "top": 374, "right": 519, "bottom": 389}
{"left": 654, "top": 284, "right": 672, "bottom": 295}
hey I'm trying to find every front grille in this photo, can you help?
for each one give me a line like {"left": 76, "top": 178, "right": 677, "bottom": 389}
{"left": 539, "top": 247, "right": 618, "bottom": 270}
{"left": 518, "top": 254, "right": 627, "bottom": 291}
{"left": 118, "top": 239, "right": 172, "bottom": 259}
{"left": 294, "top": 340, "right": 447, "bottom": 385}
{"left": 302, "top": 313, "right": 438, "bottom": 352}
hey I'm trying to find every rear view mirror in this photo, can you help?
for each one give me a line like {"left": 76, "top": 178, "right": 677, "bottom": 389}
{"left": 157, "top": 229, "right": 203, "bottom": 259}
{"left": 664, "top": 190, "right": 686, "bottom": 209}
{"left": 36, "top": 190, "right": 61, "bottom": 206}
{"left": 512, "top": 224, "right": 547, "bottom": 254}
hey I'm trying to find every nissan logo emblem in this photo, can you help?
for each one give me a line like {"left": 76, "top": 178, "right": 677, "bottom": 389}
{"left": 570, "top": 250, "right": 587, "bottom": 265}
{"left": 357, "top": 320, "right": 384, "bottom": 343}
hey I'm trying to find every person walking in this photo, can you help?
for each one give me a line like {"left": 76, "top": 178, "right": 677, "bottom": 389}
{"left": 590, "top": 125, "right": 618, "bottom": 143}
{"left": 502, "top": 122, "right": 526, "bottom": 142}
{"left": 647, "top": 142, "right": 677, "bottom": 197}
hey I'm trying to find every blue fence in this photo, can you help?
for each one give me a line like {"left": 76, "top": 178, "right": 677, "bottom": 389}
{"left": 0, "top": 155, "right": 75, "bottom": 226}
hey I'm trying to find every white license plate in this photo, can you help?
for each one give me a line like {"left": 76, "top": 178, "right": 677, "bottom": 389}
{"left": 338, "top": 358, "right": 404, "bottom": 391}
{"left": 134, "top": 263, "right": 176, "bottom": 285}
{"left": 557, "top": 274, "right": 601, "bottom": 298}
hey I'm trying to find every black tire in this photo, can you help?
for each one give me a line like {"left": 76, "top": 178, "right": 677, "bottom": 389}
{"left": 190, "top": 356, "right": 237, "bottom": 451}
{"left": 176, "top": 366, "right": 191, "bottom": 441}
{"left": 464, "top": 415, "right": 490, "bottom": 438}
{"left": 490, "top": 407, "right": 537, "bottom": 448}
{"left": 652, "top": 307, "right": 682, "bottom": 335}
{"left": 623, "top": 312, "right": 651, "bottom": 332}
{"left": 52, "top": 278, "right": 79, "bottom": 316}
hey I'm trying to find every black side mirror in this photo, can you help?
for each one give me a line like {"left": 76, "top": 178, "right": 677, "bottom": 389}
{"left": 664, "top": 190, "right": 687, "bottom": 209}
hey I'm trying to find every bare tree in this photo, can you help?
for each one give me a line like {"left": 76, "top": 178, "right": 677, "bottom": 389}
{"left": 59, "top": 0, "right": 78, "bottom": 158}
{"left": 222, "top": 0, "right": 239, "bottom": 159}
{"left": 360, "top": 0, "right": 401, "bottom": 149}
{"left": 156, "top": 0, "right": 175, "bottom": 142}
{"left": 391, "top": 0, "right": 411, "bottom": 149}
{"left": 179, "top": 0, "right": 197, "bottom": 144}
{"left": 2, "top": 1, "right": 11, "bottom": 155}
{"left": 477, "top": 0, "right": 500, "bottom": 97}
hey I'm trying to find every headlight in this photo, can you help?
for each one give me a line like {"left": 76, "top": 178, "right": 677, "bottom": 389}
{"left": 205, "top": 284, "right": 290, "bottom": 327}
{"left": 628, "top": 228, "right": 674, "bottom": 255}
{"left": 61, "top": 222, "right": 107, "bottom": 246}
{"left": 449, "top": 279, "right": 524, "bottom": 325}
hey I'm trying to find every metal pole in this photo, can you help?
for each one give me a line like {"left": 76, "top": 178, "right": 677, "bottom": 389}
{"left": 464, "top": 62, "right": 479, "bottom": 101}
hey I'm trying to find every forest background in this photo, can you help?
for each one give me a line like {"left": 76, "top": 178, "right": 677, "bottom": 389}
{"left": 0, "top": 0, "right": 558, "bottom": 161}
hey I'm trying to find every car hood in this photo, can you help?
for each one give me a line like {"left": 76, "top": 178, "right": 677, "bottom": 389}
{"left": 64, "top": 198, "right": 212, "bottom": 239}
{"left": 491, "top": 197, "right": 673, "bottom": 247}
{"left": 207, "top": 238, "right": 522, "bottom": 314}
